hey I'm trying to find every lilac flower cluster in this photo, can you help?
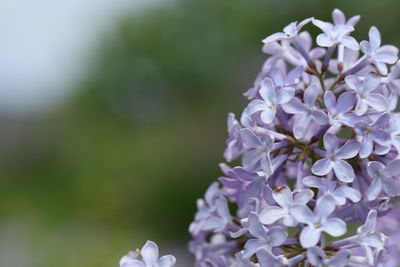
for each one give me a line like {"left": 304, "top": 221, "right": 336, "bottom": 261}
{"left": 188, "top": 9, "right": 400, "bottom": 266}
{"left": 120, "top": 9, "right": 400, "bottom": 267}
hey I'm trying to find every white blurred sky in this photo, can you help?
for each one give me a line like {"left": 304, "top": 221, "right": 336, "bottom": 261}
{"left": 0, "top": 0, "right": 160, "bottom": 116}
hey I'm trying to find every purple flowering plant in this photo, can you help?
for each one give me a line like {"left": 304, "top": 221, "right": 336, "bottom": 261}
{"left": 120, "top": 9, "right": 400, "bottom": 266}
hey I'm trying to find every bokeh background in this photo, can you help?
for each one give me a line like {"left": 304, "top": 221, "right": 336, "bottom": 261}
{"left": 1, "top": 0, "right": 400, "bottom": 266}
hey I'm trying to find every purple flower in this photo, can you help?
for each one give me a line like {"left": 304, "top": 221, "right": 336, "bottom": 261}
{"left": 366, "top": 159, "right": 400, "bottom": 200}
{"left": 361, "top": 26, "right": 398, "bottom": 75}
{"left": 223, "top": 113, "right": 244, "bottom": 162}
{"left": 303, "top": 176, "right": 361, "bottom": 205}
{"left": 282, "top": 85, "right": 328, "bottom": 138}
{"left": 354, "top": 113, "right": 391, "bottom": 158}
{"left": 240, "top": 128, "right": 274, "bottom": 174}
{"left": 242, "top": 212, "right": 287, "bottom": 258}
{"left": 291, "top": 194, "right": 346, "bottom": 248}
{"left": 259, "top": 186, "right": 314, "bottom": 226}
{"left": 345, "top": 73, "right": 387, "bottom": 115}
{"left": 262, "top": 18, "right": 312, "bottom": 45}
{"left": 353, "top": 210, "right": 388, "bottom": 265}
{"left": 245, "top": 78, "right": 295, "bottom": 124}
{"left": 312, "top": 19, "right": 359, "bottom": 50}
{"left": 307, "top": 246, "right": 350, "bottom": 267}
{"left": 120, "top": 241, "right": 176, "bottom": 267}
{"left": 324, "top": 91, "right": 358, "bottom": 128}
{"left": 311, "top": 133, "right": 360, "bottom": 183}
{"left": 331, "top": 8, "right": 360, "bottom": 27}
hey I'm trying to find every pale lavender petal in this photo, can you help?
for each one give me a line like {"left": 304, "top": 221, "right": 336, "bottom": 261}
{"left": 300, "top": 225, "right": 321, "bottom": 248}
{"left": 240, "top": 128, "right": 262, "bottom": 148}
{"left": 259, "top": 78, "right": 276, "bottom": 103}
{"left": 336, "top": 186, "right": 361, "bottom": 203}
{"left": 158, "top": 255, "right": 176, "bottom": 267}
{"left": 332, "top": 9, "right": 345, "bottom": 25}
{"left": 322, "top": 218, "right": 346, "bottom": 236}
{"left": 324, "top": 91, "right": 336, "bottom": 112}
{"left": 141, "top": 241, "right": 159, "bottom": 266}
{"left": 243, "top": 239, "right": 266, "bottom": 259}
{"left": 248, "top": 212, "right": 267, "bottom": 239}
{"left": 283, "top": 22, "right": 297, "bottom": 36}
{"left": 365, "top": 93, "right": 388, "bottom": 112}
{"left": 340, "top": 36, "right": 360, "bottom": 50}
{"left": 324, "top": 133, "right": 340, "bottom": 154}
{"left": 376, "top": 62, "right": 388, "bottom": 75}
{"left": 311, "top": 110, "right": 328, "bottom": 125}
{"left": 374, "top": 50, "right": 398, "bottom": 64}
{"left": 367, "top": 161, "right": 384, "bottom": 178}
{"left": 347, "top": 15, "right": 361, "bottom": 26}
{"left": 344, "top": 75, "right": 361, "bottom": 91}
{"left": 312, "top": 19, "right": 333, "bottom": 33}
{"left": 382, "top": 176, "right": 400, "bottom": 197}
{"left": 363, "top": 73, "right": 381, "bottom": 93}
{"left": 272, "top": 186, "right": 292, "bottom": 209}
{"left": 276, "top": 87, "right": 295, "bottom": 104}
{"left": 291, "top": 204, "right": 314, "bottom": 224}
{"left": 282, "top": 98, "right": 307, "bottom": 114}
{"left": 328, "top": 250, "right": 350, "bottom": 267}
{"left": 355, "top": 99, "right": 368, "bottom": 116}
{"left": 332, "top": 160, "right": 355, "bottom": 183}
{"left": 366, "top": 177, "right": 382, "bottom": 201}
{"left": 312, "top": 158, "right": 333, "bottom": 176}
{"left": 121, "top": 259, "right": 146, "bottom": 267}
{"left": 260, "top": 109, "right": 277, "bottom": 124}
{"left": 246, "top": 99, "right": 267, "bottom": 116}
{"left": 243, "top": 149, "right": 264, "bottom": 169}
{"left": 304, "top": 85, "right": 319, "bottom": 107}
{"left": 260, "top": 154, "right": 273, "bottom": 174}
{"left": 286, "top": 66, "right": 303, "bottom": 84}
{"left": 294, "top": 189, "right": 314, "bottom": 205}
{"left": 316, "top": 33, "right": 335, "bottom": 47}
{"left": 315, "top": 193, "right": 336, "bottom": 220}
{"left": 262, "top": 32, "right": 287, "bottom": 44}
{"left": 268, "top": 226, "right": 288, "bottom": 246}
{"left": 307, "top": 246, "right": 325, "bottom": 266}
{"left": 369, "top": 26, "right": 381, "bottom": 49}
{"left": 360, "top": 139, "right": 374, "bottom": 159}
{"left": 259, "top": 206, "right": 287, "bottom": 225}
{"left": 384, "top": 159, "right": 400, "bottom": 176}
{"left": 336, "top": 140, "right": 360, "bottom": 159}
{"left": 293, "top": 115, "right": 311, "bottom": 139}
{"left": 336, "top": 91, "right": 356, "bottom": 114}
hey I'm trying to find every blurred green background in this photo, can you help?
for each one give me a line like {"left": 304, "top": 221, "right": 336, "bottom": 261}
{"left": 1, "top": 0, "right": 400, "bottom": 266}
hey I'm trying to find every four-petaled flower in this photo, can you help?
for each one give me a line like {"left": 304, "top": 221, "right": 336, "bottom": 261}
{"left": 312, "top": 19, "right": 359, "bottom": 50}
{"left": 243, "top": 212, "right": 287, "bottom": 258}
{"left": 324, "top": 91, "right": 358, "bottom": 128}
{"left": 307, "top": 246, "right": 350, "bottom": 267}
{"left": 345, "top": 72, "right": 387, "bottom": 115}
{"left": 262, "top": 18, "right": 312, "bottom": 45}
{"left": 360, "top": 26, "right": 398, "bottom": 75}
{"left": 311, "top": 133, "right": 360, "bottom": 183}
{"left": 291, "top": 194, "right": 346, "bottom": 248}
{"left": 366, "top": 159, "right": 400, "bottom": 200}
{"left": 240, "top": 128, "right": 274, "bottom": 174}
{"left": 282, "top": 85, "right": 328, "bottom": 138}
{"left": 120, "top": 241, "right": 176, "bottom": 267}
{"left": 259, "top": 186, "right": 314, "bottom": 226}
{"left": 245, "top": 78, "right": 295, "bottom": 124}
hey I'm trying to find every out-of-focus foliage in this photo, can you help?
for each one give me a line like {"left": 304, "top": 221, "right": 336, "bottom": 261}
{"left": 1, "top": 0, "right": 400, "bottom": 266}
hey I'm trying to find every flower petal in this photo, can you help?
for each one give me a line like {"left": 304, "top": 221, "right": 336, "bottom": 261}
{"left": 259, "top": 206, "right": 287, "bottom": 225}
{"left": 332, "top": 160, "right": 355, "bottom": 183}
{"left": 300, "top": 225, "right": 321, "bottom": 248}
{"left": 365, "top": 93, "right": 388, "bottom": 112}
{"left": 315, "top": 193, "right": 336, "bottom": 220}
{"left": 282, "top": 98, "right": 307, "bottom": 114}
{"left": 260, "top": 109, "right": 277, "bottom": 124}
{"left": 336, "top": 140, "right": 360, "bottom": 159}
{"left": 141, "top": 241, "right": 159, "bottom": 266}
{"left": 259, "top": 78, "right": 276, "bottom": 103}
{"left": 240, "top": 128, "right": 262, "bottom": 148}
{"left": 272, "top": 186, "right": 292, "bottom": 209}
{"left": 340, "top": 36, "right": 359, "bottom": 50}
{"left": 276, "top": 87, "right": 295, "bottom": 104}
{"left": 291, "top": 204, "right": 314, "bottom": 224}
{"left": 312, "top": 158, "right": 333, "bottom": 176}
{"left": 322, "top": 218, "right": 346, "bottom": 237}
{"left": 336, "top": 91, "right": 356, "bottom": 114}
{"left": 158, "top": 255, "right": 177, "bottom": 267}
{"left": 366, "top": 177, "right": 382, "bottom": 201}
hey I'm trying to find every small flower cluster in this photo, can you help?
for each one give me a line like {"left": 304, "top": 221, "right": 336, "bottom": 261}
{"left": 120, "top": 8, "right": 400, "bottom": 267}
{"left": 188, "top": 9, "right": 400, "bottom": 266}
